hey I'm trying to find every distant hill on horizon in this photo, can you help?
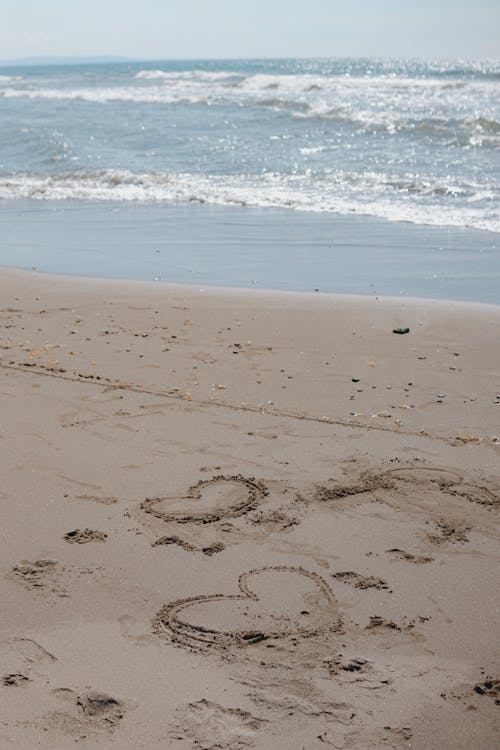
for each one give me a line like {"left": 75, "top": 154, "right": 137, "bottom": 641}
{"left": 0, "top": 55, "right": 137, "bottom": 67}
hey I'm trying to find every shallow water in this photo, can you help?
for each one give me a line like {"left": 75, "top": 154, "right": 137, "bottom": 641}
{"left": 1, "top": 200, "right": 499, "bottom": 304}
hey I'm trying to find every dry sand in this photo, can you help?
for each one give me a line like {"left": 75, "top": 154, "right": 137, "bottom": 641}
{"left": 1, "top": 267, "right": 499, "bottom": 749}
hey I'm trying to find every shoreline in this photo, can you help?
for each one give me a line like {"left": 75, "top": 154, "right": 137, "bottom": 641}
{"left": 4, "top": 264, "right": 500, "bottom": 311}
{"left": 1, "top": 265, "right": 499, "bottom": 749}
{"left": 1, "top": 200, "right": 499, "bottom": 304}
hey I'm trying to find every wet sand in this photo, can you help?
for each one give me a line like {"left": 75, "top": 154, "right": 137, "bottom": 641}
{"left": 1, "top": 267, "right": 499, "bottom": 749}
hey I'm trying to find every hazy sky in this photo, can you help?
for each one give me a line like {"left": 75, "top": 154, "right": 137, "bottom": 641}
{"left": 1, "top": 0, "right": 498, "bottom": 60}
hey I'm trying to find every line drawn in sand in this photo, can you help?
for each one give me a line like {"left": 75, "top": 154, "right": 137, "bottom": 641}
{"left": 72, "top": 494, "right": 118, "bottom": 505}
{"left": 154, "top": 566, "right": 341, "bottom": 653}
{"left": 447, "top": 483, "right": 499, "bottom": 509}
{"left": 153, "top": 535, "right": 225, "bottom": 555}
{"left": 141, "top": 475, "right": 268, "bottom": 524}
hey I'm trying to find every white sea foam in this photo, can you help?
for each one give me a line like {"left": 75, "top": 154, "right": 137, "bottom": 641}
{"left": 2, "top": 61, "right": 498, "bottom": 237}
{"left": 299, "top": 146, "right": 326, "bottom": 155}
{"left": 0, "top": 169, "right": 497, "bottom": 233}
{"left": 135, "top": 69, "right": 175, "bottom": 80}
{"left": 1, "top": 71, "right": 497, "bottom": 139}
{"left": 0, "top": 86, "right": 184, "bottom": 104}
{"left": 135, "top": 69, "right": 238, "bottom": 81}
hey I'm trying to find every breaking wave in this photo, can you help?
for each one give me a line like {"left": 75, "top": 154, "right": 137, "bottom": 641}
{"left": 1, "top": 68, "right": 497, "bottom": 140}
{"left": 1, "top": 58, "right": 498, "bottom": 236}
{"left": 0, "top": 169, "right": 497, "bottom": 233}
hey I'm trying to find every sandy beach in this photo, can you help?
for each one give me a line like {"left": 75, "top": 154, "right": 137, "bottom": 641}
{"left": 1, "top": 267, "right": 499, "bottom": 749}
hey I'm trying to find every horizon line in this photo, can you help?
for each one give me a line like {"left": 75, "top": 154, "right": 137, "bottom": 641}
{"left": 1, "top": 53, "right": 498, "bottom": 68}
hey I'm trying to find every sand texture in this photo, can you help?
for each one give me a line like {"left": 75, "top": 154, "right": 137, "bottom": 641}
{"left": 1, "top": 268, "right": 499, "bottom": 749}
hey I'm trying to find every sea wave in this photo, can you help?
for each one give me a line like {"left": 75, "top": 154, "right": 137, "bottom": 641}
{"left": 135, "top": 69, "right": 177, "bottom": 80}
{"left": 0, "top": 85, "right": 187, "bottom": 104}
{"left": 135, "top": 69, "right": 240, "bottom": 81}
{"left": 3, "top": 71, "right": 496, "bottom": 97}
{"left": 464, "top": 116, "right": 500, "bottom": 132}
{"left": 2, "top": 71, "right": 497, "bottom": 133}
{"left": 0, "top": 169, "right": 497, "bottom": 233}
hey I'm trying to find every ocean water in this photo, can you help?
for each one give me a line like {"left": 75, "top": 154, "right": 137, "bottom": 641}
{"left": 0, "top": 58, "right": 499, "bottom": 300}
{"left": 1, "top": 57, "right": 499, "bottom": 231}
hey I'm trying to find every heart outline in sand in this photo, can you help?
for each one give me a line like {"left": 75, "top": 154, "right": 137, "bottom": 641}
{"left": 154, "top": 565, "right": 340, "bottom": 651}
{"left": 381, "top": 466, "right": 463, "bottom": 487}
{"left": 141, "top": 475, "right": 268, "bottom": 524}
{"left": 313, "top": 465, "right": 498, "bottom": 510}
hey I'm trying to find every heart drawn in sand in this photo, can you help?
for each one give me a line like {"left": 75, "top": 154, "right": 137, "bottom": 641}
{"left": 155, "top": 566, "right": 340, "bottom": 651}
{"left": 141, "top": 475, "right": 268, "bottom": 524}
{"left": 381, "top": 466, "right": 463, "bottom": 488}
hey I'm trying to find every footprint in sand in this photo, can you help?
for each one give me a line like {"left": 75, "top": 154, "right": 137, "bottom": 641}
{"left": 325, "top": 656, "right": 393, "bottom": 690}
{"left": 2, "top": 673, "right": 31, "bottom": 686}
{"left": 385, "top": 548, "right": 433, "bottom": 564}
{"left": 10, "top": 559, "right": 96, "bottom": 597}
{"left": 366, "top": 616, "right": 402, "bottom": 632}
{"left": 142, "top": 475, "right": 268, "bottom": 524}
{"left": 4, "top": 638, "right": 57, "bottom": 664}
{"left": 0, "top": 638, "right": 56, "bottom": 689}
{"left": 155, "top": 566, "right": 340, "bottom": 652}
{"left": 474, "top": 678, "right": 500, "bottom": 705}
{"left": 77, "top": 691, "right": 124, "bottom": 726}
{"left": 326, "top": 655, "right": 372, "bottom": 676}
{"left": 332, "top": 571, "right": 389, "bottom": 590}
{"left": 365, "top": 615, "right": 428, "bottom": 634}
{"left": 9, "top": 559, "right": 66, "bottom": 595}
{"left": 64, "top": 529, "right": 107, "bottom": 544}
{"left": 170, "top": 699, "right": 265, "bottom": 747}
{"left": 427, "top": 520, "right": 471, "bottom": 545}
{"left": 34, "top": 689, "right": 125, "bottom": 737}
